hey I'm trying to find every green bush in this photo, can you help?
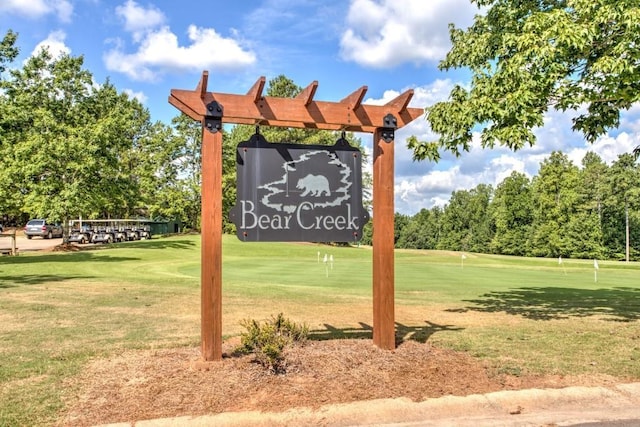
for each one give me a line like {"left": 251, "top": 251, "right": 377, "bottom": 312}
{"left": 237, "top": 313, "right": 309, "bottom": 373}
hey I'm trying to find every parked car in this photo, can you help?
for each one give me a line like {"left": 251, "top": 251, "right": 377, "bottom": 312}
{"left": 24, "top": 219, "right": 63, "bottom": 239}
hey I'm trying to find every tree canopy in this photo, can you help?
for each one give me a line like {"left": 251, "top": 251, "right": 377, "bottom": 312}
{"left": 0, "top": 32, "right": 169, "bottom": 235}
{"left": 409, "top": 0, "right": 640, "bottom": 161}
{"left": 0, "top": 30, "right": 18, "bottom": 77}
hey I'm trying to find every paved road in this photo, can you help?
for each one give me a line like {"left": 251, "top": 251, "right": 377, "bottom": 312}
{"left": 11, "top": 235, "right": 63, "bottom": 252}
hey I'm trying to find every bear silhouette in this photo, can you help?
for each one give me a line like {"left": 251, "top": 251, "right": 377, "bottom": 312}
{"left": 296, "top": 174, "right": 331, "bottom": 197}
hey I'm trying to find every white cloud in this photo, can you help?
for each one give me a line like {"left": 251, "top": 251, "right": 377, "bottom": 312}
{"left": 0, "top": 0, "right": 72, "bottom": 22}
{"left": 575, "top": 132, "right": 639, "bottom": 165}
{"left": 340, "top": 0, "right": 477, "bottom": 68}
{"left": 115, "top": 0, "right": 166, "bottom": 42}
{"left": 106, "top": 1, "right": 256, "bottom": 82}
{"left": 620, "top": 104, "right": 640, "bottom": 133}
{"left": 529, "top": 105, "right": 640, "bottom": 167}
{"left": 394, "top": 140, "right": 534, "bottom": 215}
{"left": 30, "top": 30, "right": 71, "bottom": 59}
{"left": 395, "top": 166, "right": 477, "bottom": 214}
{"left": 123, "top": 88, "right": 148, "bottom": 104}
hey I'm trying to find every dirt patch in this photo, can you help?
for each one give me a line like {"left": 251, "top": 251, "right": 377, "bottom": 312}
{"left": 51, "top": 243, "right": 83, "bottom": 252}
{"left": 59, "top": 338, "right": 623, "bottom": 426}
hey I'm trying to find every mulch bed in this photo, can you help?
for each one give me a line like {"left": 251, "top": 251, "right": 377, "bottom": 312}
{"left": 59, "top": 338, "right": 621, "bottom": 426}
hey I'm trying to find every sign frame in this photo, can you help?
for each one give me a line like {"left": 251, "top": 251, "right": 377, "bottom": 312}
{"left": 230, "top": 133, "right": 370, "bottom": 242}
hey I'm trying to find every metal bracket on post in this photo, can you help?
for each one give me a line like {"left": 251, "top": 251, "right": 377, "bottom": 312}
{"left": 204, "top": 100, "right": 223, "bottom": 133}
{"left": 380, "top": 113, "right": 397, "bottom": 143}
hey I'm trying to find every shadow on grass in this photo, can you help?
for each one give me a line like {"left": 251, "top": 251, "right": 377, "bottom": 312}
{"left": 0, "top": 252, "right": 139, "bottom": 264}
{"left": 452, "top": 286, "right": 640, "bottom": 322}
{"left": 0, "top": 274, "right": 95, "bottom": 288}
{"left": 309, "top": 320, "right": 464, "bottom": 345}
{"left": 116, "top": 238, "right": 196, "bottom": 250}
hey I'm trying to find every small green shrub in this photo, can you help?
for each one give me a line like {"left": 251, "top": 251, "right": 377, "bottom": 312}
{"left": 496, "top": 364, "right": 523, "bottom": 377}
{"left": 237, "top": 313, "right": 309, "bottom": 373}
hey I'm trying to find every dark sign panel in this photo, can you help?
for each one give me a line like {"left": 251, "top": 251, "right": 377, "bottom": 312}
{"left": 229, "top": 134, "right": 370, "bottom": 242}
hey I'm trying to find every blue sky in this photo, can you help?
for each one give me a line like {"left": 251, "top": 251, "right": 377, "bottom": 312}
{"left": 2, "top": 0, "right": 639, "bottom": 215}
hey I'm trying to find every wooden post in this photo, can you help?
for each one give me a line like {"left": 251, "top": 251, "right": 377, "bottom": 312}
{"left": 11, "top": 230, "right": 16, "bottom": 256}
{"left": 372, "top": 128, "right": 395, "bottom": 350}
{"left": 200, "top": 122, "right": 223, "bottom": 361}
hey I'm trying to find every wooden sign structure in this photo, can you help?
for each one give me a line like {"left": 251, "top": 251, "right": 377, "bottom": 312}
{"left": 169, "top": 71, "right": 423, "bottom": 361}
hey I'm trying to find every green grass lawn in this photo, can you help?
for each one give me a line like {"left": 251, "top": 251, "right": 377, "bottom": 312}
{"left": 1, "top": 234, "right": 639, "bottom": 425}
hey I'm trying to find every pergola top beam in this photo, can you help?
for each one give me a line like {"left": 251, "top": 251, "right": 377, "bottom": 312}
{"left": 169, "top": 72, "right": 423, "bottom": 133}
{"left": 341, "top": 86, "right": 367, "bottom": 111}
{"left": 195, "top": 71, "right": 209, "bottom": 100}
{"left": 247, "top": 77, "right": 266, "bottom": 103}
{"left": 296, "top": 81, "right": 318, "bottom": 106}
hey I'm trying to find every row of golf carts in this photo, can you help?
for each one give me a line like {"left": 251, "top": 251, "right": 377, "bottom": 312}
{"left": 68, "top": 220, "right": 152, "bottom": 244}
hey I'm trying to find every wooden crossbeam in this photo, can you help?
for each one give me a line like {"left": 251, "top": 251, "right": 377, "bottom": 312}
{"left": 169, "top": 72, "right": 423, "bottom": 133}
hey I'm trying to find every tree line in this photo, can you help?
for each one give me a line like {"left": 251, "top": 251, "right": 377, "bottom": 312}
{"left": 360, "top": 151, "right": 640, "bottom": 261}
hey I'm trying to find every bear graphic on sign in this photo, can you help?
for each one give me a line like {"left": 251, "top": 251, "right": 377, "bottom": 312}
{"left": 297, "top": 174, "right": 331, "bottom": 197}
{"left": 257, "top": 150, "right": 352, "bottom": 214}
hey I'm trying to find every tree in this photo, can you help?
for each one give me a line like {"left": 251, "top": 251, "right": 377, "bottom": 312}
{"left": 409, "top": 0, "right": 640, "bottom": 161}
{"left": 563, "top": 211, "right": 605, "bottom": 259}
{"left": 566, "top": 152, "right": 609, "bottom": 258}
{"left": 0, "top": 30, "right": 18, "bottom": 78}
{"left": 438, "top": 184, "right": 493, "bottom": 252}
{"left": 604, "top": 154, "right": 640, "bottom": 261}
{"left": 0, "top": 46, "right": 152, "bottom": 238}
{"left": 0, "top": 30, "right": 21, "bottom": 219}
{"left": 394, "top": 213, "right": 411, "bottom": 245}
{"left": 489, "top": 171, "right": 533, "bottom": 255}
{"left": 143, "top": 114, "right": 204, "bottom": 231}
{"left": 89, "top": 82, "right": 153, "bottom": 219}
{"left": 579, "top": 152, "right": 608, "bottom": 221}
{"left": 529, "top": 152, "right": 580, "bottom": 257}
{"left": 396, "top": 207, "right": 443, "bottom": 249}
{"left": 408, "top": 149, "right": 638, "bottom": 260}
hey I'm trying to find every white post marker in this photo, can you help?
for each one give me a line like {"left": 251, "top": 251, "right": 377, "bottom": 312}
{"left": 461, "top": 253, "right": 467, "bottom": 269}
{"left": 323, "top": 253, "right": 328, "bottom": 277}
{"left": 329, "top": 254, "right": 334, "bottom": 270}
{"left": 594, "top": 258, "right": 599, "bottom": 283}
{"left": 559, "top": 255, "right": 566, "bottom": 275}
{"left": 317, "top": 251, "right": 320, "bottom": 263}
